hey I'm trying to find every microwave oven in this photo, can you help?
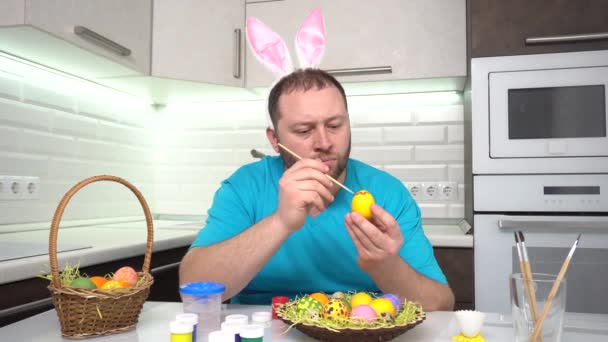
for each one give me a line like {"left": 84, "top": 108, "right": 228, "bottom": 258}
{"left": 472, "top": 50, "right": 608, "bottom": 174}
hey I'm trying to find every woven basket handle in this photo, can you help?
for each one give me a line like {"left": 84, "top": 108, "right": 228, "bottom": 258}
{"left": 49, "top": 175, "right": 154, "bottom": 288}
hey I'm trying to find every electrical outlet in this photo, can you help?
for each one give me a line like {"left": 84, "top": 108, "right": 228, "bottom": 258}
{"left": 23, "top": 176, "right": 40, "bottom": 200}
{"left": 0, "top": 177, "right": 8, "bottom": 200}
{"left": 421, "top": 182, "right": 438, "bottom": 201}
{"left": 0, "top": 176, "right": 40, "bottom": 200}
{"left": 438, "top": 182, "right": 458, "bottom": 201}
{"left": 406, "top": 183, "right": 422, "bottom": 200}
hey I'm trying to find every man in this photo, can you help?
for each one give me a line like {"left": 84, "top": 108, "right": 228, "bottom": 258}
{"left": 180, "top": 68, "right": 454, "bottom": 311}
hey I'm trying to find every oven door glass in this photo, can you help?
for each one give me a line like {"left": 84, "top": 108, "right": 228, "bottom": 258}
{"left": 489, "top": 67, "right": 608, "bottom": 158}
{"left": 474, "top": 215, "right": 608, "bottom": 314}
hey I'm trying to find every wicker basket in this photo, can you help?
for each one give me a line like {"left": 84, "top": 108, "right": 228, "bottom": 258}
{"left": 47, "top": 175, "right": 155, "bottom": 339}
{"left": 277, "top": 301, "right": 426, "bottom": 342}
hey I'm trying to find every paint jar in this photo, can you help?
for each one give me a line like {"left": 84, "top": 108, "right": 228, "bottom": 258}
{"left": 170, "top": 320, "right": 193, "bottom": 342}
{"left": 239, "top": 324, "right": 264, "bottom": 342}
{"left": 176, "top": 313, "right": 199, "bottom": 342}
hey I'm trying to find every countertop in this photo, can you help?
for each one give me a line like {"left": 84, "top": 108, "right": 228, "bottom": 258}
{"left": 0, "top": 218, "right": 471, "bottom": 285}
{"left": 1, "top": 302, "right": 607, "bottom": 341}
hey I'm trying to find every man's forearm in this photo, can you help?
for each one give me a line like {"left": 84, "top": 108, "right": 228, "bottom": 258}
{"left": 366, "top": 256, "right": 455, "bottom": 312}
{"left": 179, "top": 214, "right": 291, "bottom": 300}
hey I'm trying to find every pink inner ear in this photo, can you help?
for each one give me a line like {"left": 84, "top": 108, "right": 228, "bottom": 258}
{"left": 296, "top": 8, "right": 326, "bottom": 68}
{"left": 246, "top": 17, "right": 291, "bottom": 74}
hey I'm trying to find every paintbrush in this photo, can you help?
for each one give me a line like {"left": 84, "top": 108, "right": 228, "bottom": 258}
{"left": 530, "top": 234, "right": 582, "bottom": 342}
{"left": 277, "top": 142, "right": 355, "bottom": 195}
{"left": 516, "top": 231, "right": 541, "bottom": 341}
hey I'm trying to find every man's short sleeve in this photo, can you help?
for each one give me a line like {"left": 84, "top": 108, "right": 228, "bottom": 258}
{"left": 191, "top": 179, "right": 254, "bottom": 248}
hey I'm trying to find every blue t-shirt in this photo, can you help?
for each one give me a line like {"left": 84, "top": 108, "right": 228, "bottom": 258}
{"left": 191, "top": 156, "right": 447, "bottom": 304}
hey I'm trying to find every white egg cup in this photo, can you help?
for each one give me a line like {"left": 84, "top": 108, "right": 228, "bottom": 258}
{"left": 454, "top": 310, "right": 486, "bottom": 338}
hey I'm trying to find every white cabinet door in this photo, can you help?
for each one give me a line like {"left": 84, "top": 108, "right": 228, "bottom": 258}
{"left": 152, "top": 0, "right": 245, "bottom": 86}
{"left": 25, "top": 0, "right": 152, "bottom": 75}
{"left": 0, "top": 0, "right": 25, "bottom": 25}
{"left": 246, "top": 0, "right": 466, "bottom": 87}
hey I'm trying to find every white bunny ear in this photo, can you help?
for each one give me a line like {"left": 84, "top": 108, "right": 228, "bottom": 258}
{"left": 295, "top": 8, "right": 326, "bottom": 68}
{"left": 246, "top": 16, "right": 293, "bottom": 77}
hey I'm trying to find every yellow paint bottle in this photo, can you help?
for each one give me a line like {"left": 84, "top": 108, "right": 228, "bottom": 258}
{"left": 170, "top": 320, "right": 193, "bottom": 342}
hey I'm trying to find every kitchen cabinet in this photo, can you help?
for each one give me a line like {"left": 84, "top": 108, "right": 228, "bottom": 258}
{"left": 470, "top": 0, "right": 608, "bottom": 58}
{"left": 0, "top": 0, "right": 150, "bottom": 78}
{"left": 0, "top": 246, "right": 187, "bottom": 327}
{"left": 245, "top": 0, "right": 466, "bottom": 88}
{"left": 434, "top": 247, "right": 474, "bottom": 310}
{"left": 152, "top": 0, "right": 245, "bottom": 86}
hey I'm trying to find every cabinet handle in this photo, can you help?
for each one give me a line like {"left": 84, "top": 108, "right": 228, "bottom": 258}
{"left": 233, "top": 28, "right": 242, "bottom": 78}
{"left": 525, "top": 32, "right": 608, "bottom": 45}
{"left": 74, "top": 26, "right": 132, "bottom": 57}
{"left": 326, "top": 66, "right": 392, "bottom": 77}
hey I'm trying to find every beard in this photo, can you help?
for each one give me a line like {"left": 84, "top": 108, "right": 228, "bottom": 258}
{"left": 278, "top": 139, "right": 351, "bottom": 181}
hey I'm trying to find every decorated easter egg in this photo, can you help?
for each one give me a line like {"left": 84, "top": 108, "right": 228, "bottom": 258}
{"left": 381, "top": 293, "right": 402, "bottom": 312}
{"left": 331, "top": 291, "right": 345, "bottom": 299}
{"left": 296, "top": 296, "right": 323, "bottom": 315}
{"left": 351, "top": 190, "right": 375, "bottom": 219}
{"left": 369, "top": 298, "right": 396, "bottom": 317}
{"left": 309, "top": 292, "right": 329, "bottom": 306}
{"left": 322, "top": 299, "right": 350, "bottom": 320}
{"left": 350, "top": 292, "right": 373, "bottom": 308}
{"left": 350, "top": 304, "right": 377, "bottom": 321}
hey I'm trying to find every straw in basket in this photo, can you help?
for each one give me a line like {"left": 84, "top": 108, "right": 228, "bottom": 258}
{"left": 47, "top": 175, "right": 154, "bottom": 339}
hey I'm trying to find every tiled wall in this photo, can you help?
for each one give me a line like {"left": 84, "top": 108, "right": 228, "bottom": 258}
{"left": 0, "top": 69, "right": 464, "bottom": 224}
{"left": 0, "top": 71, "right": 155, "bottom": 225}
{"left": 154, "top": 95, "right": 465, "bottom": 219}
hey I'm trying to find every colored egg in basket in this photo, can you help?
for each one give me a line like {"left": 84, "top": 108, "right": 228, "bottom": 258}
{"left": 381, "top": 293, "right": 402, "bottom": 312}
{"left": 322, "top": 298, "right": 350, "bottom": 320}
{"left": 296, "top": 296, "right": 323, "bottom": 315}
{"left": 350, "top": 304, "right": 377, "bottom": 321}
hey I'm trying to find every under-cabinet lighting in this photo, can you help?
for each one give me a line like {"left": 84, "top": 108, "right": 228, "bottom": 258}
{"left": 0, "top": 51, "right": 150, "bottom": 109}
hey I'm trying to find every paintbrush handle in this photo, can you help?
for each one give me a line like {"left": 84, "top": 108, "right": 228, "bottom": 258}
{"left": 277, "top": 143, "right": 354, "bottom": 194}
{"left": 529, "top": 256, "right": 572, "bottom": 342}
{"left": 523, "top": 262, "right": 543, "bottom": 342}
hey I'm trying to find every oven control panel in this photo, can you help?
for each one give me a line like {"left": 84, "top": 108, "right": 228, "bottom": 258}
{"left": 474, "top": 174, "right": 607, "bottom": 212}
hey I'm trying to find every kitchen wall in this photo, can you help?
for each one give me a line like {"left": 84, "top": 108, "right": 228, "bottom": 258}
{"left": 154, "top": 93, "right": 465, "bottom": 219}
{"left": 0, "top": 67, "right": 464, "bottom": 225}
{"left": 0, "top": 70, "right": 155, "bottom": 225}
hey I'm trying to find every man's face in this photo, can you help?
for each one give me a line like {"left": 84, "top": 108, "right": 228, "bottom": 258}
{"left": 269, "top": 86, "right": 351, "bottom": 182}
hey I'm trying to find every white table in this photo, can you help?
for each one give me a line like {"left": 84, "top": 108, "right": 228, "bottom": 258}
{"left": 1, "top": 302, "right": 607, "bottom": 341}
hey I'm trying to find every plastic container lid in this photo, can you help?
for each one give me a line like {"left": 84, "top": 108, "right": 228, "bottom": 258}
{"left": 176, "top": 313, "right": 199, "bottom": 324}
{"left": 208, "top": 330, "right": 234, "bottom": 342}
{"left": 251, "top": 312, "right": 271, "bottom": 326}
{"left": 239, "top": 324, "right": 264, "bottom": 338}
{"left": 170, "top": 320, "right": 194, "bottom": 334}
{"left": 179, "top": 282, "right": 226, "bottom": 296}
{"left": 225, "top": 314, "right": 249, "bottom": 325}
{"left": 221, "top": 320, "right": 242, "bottom": 334}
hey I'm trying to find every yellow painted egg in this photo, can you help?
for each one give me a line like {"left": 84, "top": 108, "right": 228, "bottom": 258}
{"left": 351, "top": 190, "right": 375, "bottom": 219}
{"left": 369, "top": 298, "right": 396, "bottom": 317}
{"left": 322, "top": 299, "right": 350, "bottom": 320}
{"left": 350, "top": 291, "right": 373, "bottom": 309}
{"left": 296, "top": 296, "right": 323, "bottom": 315}
{"left": 309, "top": 292, "right": 329, "bottom": 306}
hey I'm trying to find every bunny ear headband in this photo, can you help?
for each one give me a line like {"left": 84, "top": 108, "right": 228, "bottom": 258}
{"left": 246, "top": 7, "right": 326, "bottom": 78}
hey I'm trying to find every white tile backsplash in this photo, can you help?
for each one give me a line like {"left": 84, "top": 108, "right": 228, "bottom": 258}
{"left": 0, "top": 70, "right": 465, "bottom": 225}
{"left": 0, "top": 73, "right": 155, "bottom": 225}
{"left": 384, "top": 126, "right": 446, "bottom": 144}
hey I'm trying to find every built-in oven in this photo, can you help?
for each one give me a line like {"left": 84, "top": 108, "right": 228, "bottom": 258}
{"left": 474, "top": 174, "right": 608, "bottom": 314}
{"left": 471, "top": 50, "right": 608, "bottom": 315}
{"left": 472, "top": 50, "right": 608, "bottom": 174}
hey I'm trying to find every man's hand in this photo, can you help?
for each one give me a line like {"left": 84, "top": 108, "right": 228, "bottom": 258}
{"left": 276, "top": 158, "right": 335, "bottom": 232}
{"left": 345, "top": 203, "right": 404, "bottom": 272}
